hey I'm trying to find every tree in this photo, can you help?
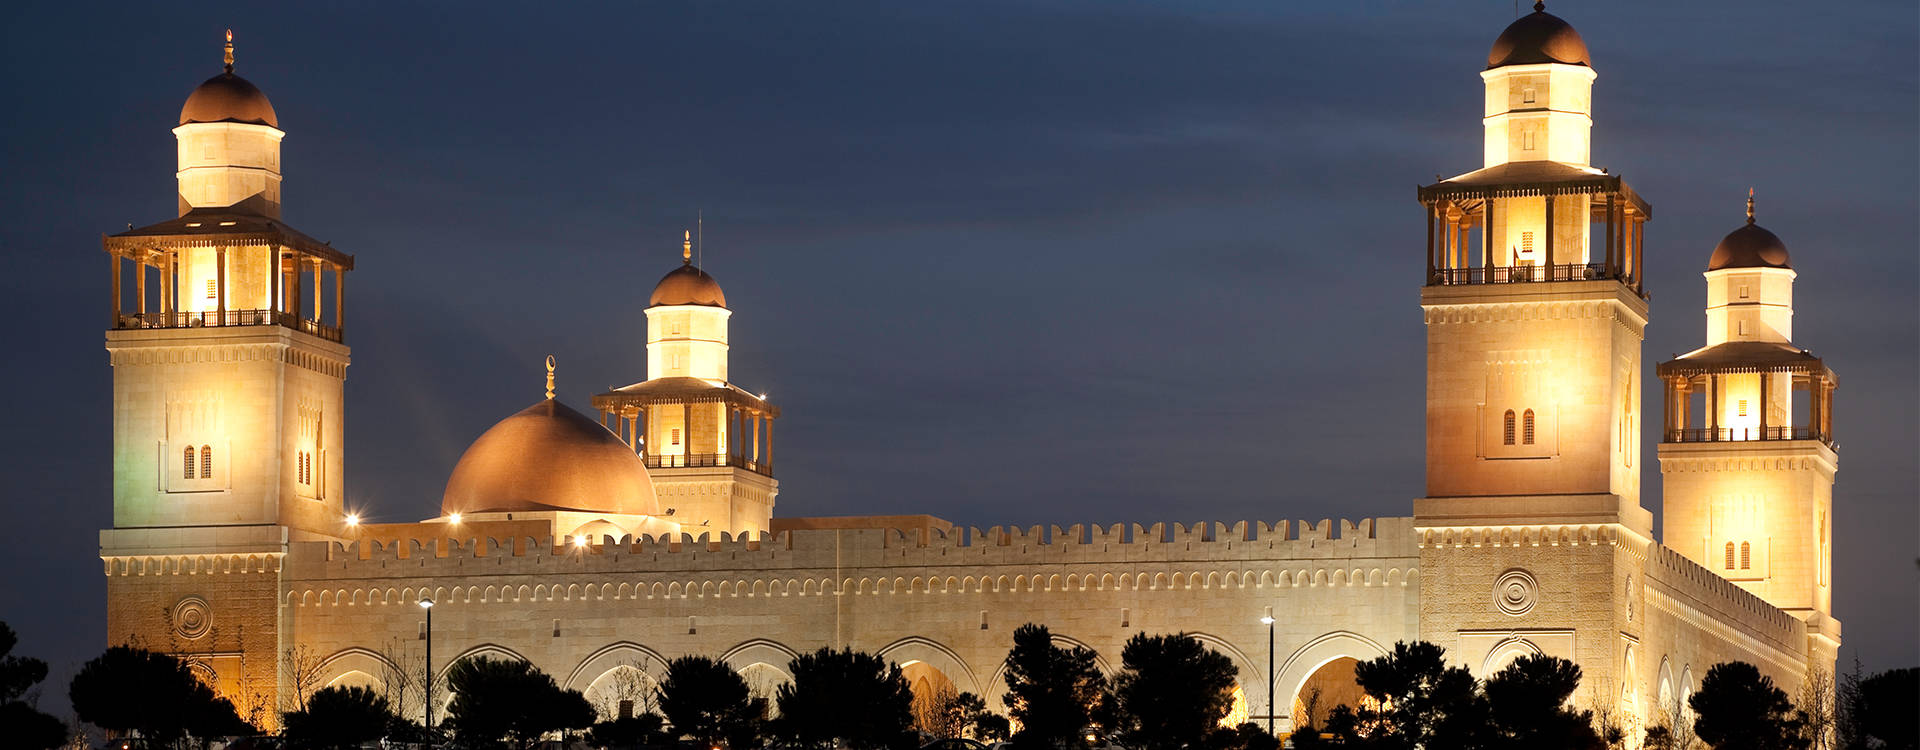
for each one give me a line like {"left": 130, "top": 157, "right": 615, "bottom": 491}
{"left": 1206, "top": 722, "right": 1281, "bottom": 750}
{"left": 1482, "top": 653, "right": 1607, "bottom": 750}
{"left": 69, "top": 645, "right": 253, "bottom": 749}
{"left": 1849, "top": 667, "right": 1917, "bottom": 750}
{"left": 283, "top": 685, "right": 394, "bottom": 749}
{"left": 1690, "top": 661, "right": 1809, "bottom": 750}
{"left": 1002, "top": 624, "right": 1109, "bottom": 750}
{"left": 589, "top": 713, "right": 669, "bottom": 749}
{"left": 1111, "top": 632, "right": 1239, "bottom": 750}
{"left": 773, "top": 647, "right": 914, "bottom": 750}
{"left": 0, "top": 622, "right": 65, "bottom": 750}
{"left": 658, "top": 655, "right": 765, "bottom": 748}
{"left": 1344, "top": 640, "right": 1489, "bottom": 750}
{"left": 444, "top": 657, "right": 595, "bottom": 749}
{"left": 281, "top": 645, "right": 326, "bottom": 714}
{"left": 1799, "top": 668, "right": 1837, "bottom": 750}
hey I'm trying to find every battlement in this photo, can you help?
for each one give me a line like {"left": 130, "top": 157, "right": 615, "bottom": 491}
{"left": 286, "top": 517, "right": 1419, "bottom": 583}
{"left": 1644, "top": 543, "right": 1803, "bottom": 652}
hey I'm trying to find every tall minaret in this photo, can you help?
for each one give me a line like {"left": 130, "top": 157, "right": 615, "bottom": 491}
{"left": 1411, "top": 4, "right": 1653, "bottom": 704}
{"left": 100, "top": 33, "right": 352, "bottom": 724}
{"left": 594, "top": 233, "right": 779, "bottom": 536}
{"left": 1656, "top": 194, "right": 1839, "bottom": 661}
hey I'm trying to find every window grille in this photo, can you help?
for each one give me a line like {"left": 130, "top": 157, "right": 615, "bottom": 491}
{"left": 205, "top": 280, "right": 217, "bottom": 299}
{"left": 1740, "top": 542, "right": 1751, "bottom": 570}
{"left": 1522, "top": 88, "right": 1537, "bottom": 104}
{"left": 1725, "top": 542, "right": 1735, "bottom": 569}
{"left": 1738, "top": 400, "right": 1748, "bottom": 417}
{"left": 1503, "top": 410, "right": 1516, "bottom": 445}
{"left": 184, "top": 447, "right": 196, "bottom": 479}
{"left": 1523, "top": 409, "right": 1536, "bottom": 445}
{"left": 671, "top": 429, "right": 681, "bottom": 446}
{"left": 1521, "top": 232, "right": 1534, "bottom": 254}
{"left": 200, "top": 446, "right": 212, "bottom": 478}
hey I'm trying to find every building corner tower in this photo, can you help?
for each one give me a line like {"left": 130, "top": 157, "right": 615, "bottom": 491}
{"left": 1412, "top": 2, "right": 1653, "bottom": 702}
{"left": 1655, "top": 195, "right": 1840, "bottom": 671}
{"left": 594, "top": 234, "right": 779, "bottom": 537}
{"left": 100, "top": 33, "right": 352, "bottom": 727}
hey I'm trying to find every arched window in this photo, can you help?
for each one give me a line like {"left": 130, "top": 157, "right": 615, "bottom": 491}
{"left": 1724, "top": 542, "right": 1735, "bottom": 569}
{"left": 297, "top": 452, "right": 309, "bottom": 485}
{"left": 1739, "top": 542, "right": 1751, "bottom": 570}
{"left": 1523, "top": 409, "right": 1536, "bottom": 445}
{"left": 183, "top": 447, "right": 196, "bottom": 479}
{"left": 200, "top": 446, "right": 212, "bottom": 478}
{"left": 1503, "top": 410, "right": 1516, "bottom": 445}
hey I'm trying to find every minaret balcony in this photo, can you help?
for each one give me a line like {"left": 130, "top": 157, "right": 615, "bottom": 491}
{"left": 113, "top": 308, "right": 344, "bottom": 343}
{"left": 1430, "top": 261, "right": 1621, "bottom": 286}
{"left": 644, "top": 452, "right": 773, "bottom": 477}
{"left": 1664, "top": 426, "right": 1832, "bottom": 447}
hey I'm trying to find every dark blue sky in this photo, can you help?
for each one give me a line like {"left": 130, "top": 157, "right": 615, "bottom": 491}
{"left": 2, "top": 0, "right": 1913, "bottom": 716}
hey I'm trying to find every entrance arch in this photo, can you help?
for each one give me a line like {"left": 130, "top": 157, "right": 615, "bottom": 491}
{"left": 1274, "top": 632, "right": 1388, "bottom": 732}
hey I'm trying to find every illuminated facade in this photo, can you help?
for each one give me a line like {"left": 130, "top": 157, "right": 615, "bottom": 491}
{"left": 101, "top": 9, "right": 1837, "bottom": 740}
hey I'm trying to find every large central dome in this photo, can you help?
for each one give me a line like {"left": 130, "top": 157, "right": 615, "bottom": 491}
{"left": 441, "top": 399, "right": 660, "bottom": 517}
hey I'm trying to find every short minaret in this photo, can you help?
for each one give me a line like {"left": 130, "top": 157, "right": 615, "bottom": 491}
{"left": 594, "top": 233, "right": 779, "bottom": 536}
{"left": 1656, "top": 195, "right": 1839, "bottom": 657}
{"left": 1481, "top": 2, "right": 1595, "bottom": 168}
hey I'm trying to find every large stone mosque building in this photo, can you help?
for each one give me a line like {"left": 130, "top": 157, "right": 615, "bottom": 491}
{"left": 99, "top": 7, "right": 1840, "bottom": 739}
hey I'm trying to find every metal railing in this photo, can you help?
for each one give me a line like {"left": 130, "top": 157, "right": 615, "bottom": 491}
{"left": 1665, "top": 426, "right": 1830, "bottom": 444}
{"left": 644, "top": 453, "right": 772, "bottom": 476}
{"left": 114, "top": 309, "right": 344, "bottom": 343}
{"left": 1430, "top": 263, "right": 1617, "bottom": 286}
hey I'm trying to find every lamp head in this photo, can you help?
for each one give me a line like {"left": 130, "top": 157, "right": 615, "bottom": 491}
{"left": 418, "top": 599, "right": 434, "bottom": 609}
{"left": 1260, "top": 616, "right": 1275, "bottom": 625}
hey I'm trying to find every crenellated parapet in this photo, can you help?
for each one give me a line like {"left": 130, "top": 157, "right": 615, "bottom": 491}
{"left": 281, "top": 517, "right": 1423, "bottom": 607}
{"left": 1643, "top": 543, "right": 1804, "bottom": 659}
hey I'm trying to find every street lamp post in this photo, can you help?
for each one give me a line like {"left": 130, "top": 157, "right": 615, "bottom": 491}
{"left": 420, "top": 599, "right": 435, "bottom": 737}
{"left": 1260, "top": 615, "right": 1276, "bottom": 735}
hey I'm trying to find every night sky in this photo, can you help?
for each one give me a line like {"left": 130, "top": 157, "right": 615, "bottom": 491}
{"left": 1, "top": 0, "right": 1913, "bottom": 718}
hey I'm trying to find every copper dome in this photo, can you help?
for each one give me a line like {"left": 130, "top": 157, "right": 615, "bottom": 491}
{"left": 650, "top": 264, "right": 727, "bottom": 308}
{"left": 1708, "top": 223, "right": 1791, "bottom": 271}
{"left": 180, "top": 72, "right": 279, "bottom": 127}
{"left": 441, "top": 399, "right": 660, "bottom": 517}
{"left": 1487, "top": 3, "right": 1591, "bottom": 69}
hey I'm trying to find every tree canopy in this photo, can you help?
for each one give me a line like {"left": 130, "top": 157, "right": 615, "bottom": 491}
{"left": 444, "top": 656, "right": 595, "bottom": 749}
{"left": 1690, "top": 661, "right": 1810, "bottom": 750}
{"left": 1111, "top": 632, "right": 1239, "bottom": 750}
{"left": 1481, "top": 653, "right": 1608, "bottom": 750}
{"left": 658, "top": 655, "right": 766, "bottom": 748}
{"left": 773, "top": 647, "right": 915, "bottom": 750}
{"left": 0, "top": 621, "right": 64, "bottom": 750}
{"left": 68, "top": 645, "right": 252, "bottom": 749}
{"left": 1002, "top": 623, "right": 1110, "bottom": 750}
{"left": 282, "top": 685, "right": 394, "bottom": 750}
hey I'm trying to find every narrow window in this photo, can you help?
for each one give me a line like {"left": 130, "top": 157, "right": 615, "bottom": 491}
{"left": 1738, "top": 320, "right": 1749, "bottom": 337}
{"left": 1740, "top": 542, "right": 1751, "bottom": 570}
{"left": 671, "top": 428, "right": 681, "bottom": 446}
{"left": 1503, "top": 410, "right": 1516, "bottom": 445}
{"left": 183, "top": 446, "right": 196, "bottom": 479}
{"left": 205, "top": 279, "right": 217, "bottom": 299}
{"left": 1724, "top": 542, "right": 1736, "bottom": 569}
{"left": 1738, "top": 400, "right": 1749, "bottom": 417}
{"left": 1523, "top": 409, "right": 1536, "bottom": 445}
{"left": 1521, "top": 231, "right": 1534, "bottom": 255}
{"left": 1522, "top": 129, "right": 1536, "bottom": 151}
{"left": 200, "top": 446, "right": 212, "bottom": 478}
{"left": 1738, "top": 285, "right": 1750, "bottom": 299}
{"left": 1522, "top": 87, "right": 1537, "bottom": 104}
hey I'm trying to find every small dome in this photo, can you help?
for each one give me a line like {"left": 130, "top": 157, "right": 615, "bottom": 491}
{"left": 1709, "top": 223, "right": 1791, "bottom": 271}
{"left": 441, "top": 399, "right": 660, "bottom": 517}
{"left": 650, "top": 264, "right": 727, "bottom": 307}
{"left": 1487, "top": 3, "right": 1591, "bottom": 69}
{"left": 180, "top": 72, "right": 278, "bottom": 127}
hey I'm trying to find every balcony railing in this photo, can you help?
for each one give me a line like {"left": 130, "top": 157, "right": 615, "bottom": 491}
{"left": 1665, "top": 426, "right": 1831, "bottom": 445}
{"left": 114, "top": 309, "right": 344, "bottom": 343}
{"left": 644, "top": 453, "right": 772, "bottom": 476}
{"left": 1431, "top": 263, "right": 1618, "bottom": 286}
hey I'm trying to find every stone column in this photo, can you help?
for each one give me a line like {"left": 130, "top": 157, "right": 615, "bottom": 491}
{"left": 1758, "top": 370, "right": 1771, "bottom": 439}
{"left": 162, "top": 251, "right": 174, "bottom": 317}
{"left": 110, "top": 254, "right": 121, "bottom": 326}
{"left": 1426, "top": 203, "right": 1436, "bottom": 282}
{"left": 1482, "top": 197, "right": 1495, "bottom": 282}
{"left": 216, "top": 247, "right": 228, "bottom": 324}
{"left": 135, "top": 255, "right": 146, "bottom": 318}
{"left": 311, "top": 257, "right": 323, "bottom": 323}
{"left": 334, "top": 264, "right": 345, "bottom": 330}
{"left": 1544, "top": 194, "right": 1556, "bottom": 275}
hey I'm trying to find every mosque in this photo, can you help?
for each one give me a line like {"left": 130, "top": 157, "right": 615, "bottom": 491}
{"left": 99, "top": 6, "right": 1839, "bottom": 739}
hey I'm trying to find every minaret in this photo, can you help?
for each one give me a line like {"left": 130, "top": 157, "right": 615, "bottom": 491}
{"left": 594, "top": 233, "right": 779, "bottom": 536}
{"left": 100, "top": 31, "right": 352, "bottom": 727}
{"left": 1656, "top": 195, "right": 1839, "bottom": 658}
{"left": 1411, "top": 5, "right": 1653, "bottom": 703}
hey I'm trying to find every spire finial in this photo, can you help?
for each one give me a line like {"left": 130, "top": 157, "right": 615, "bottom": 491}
{"left": 1533, "top": 1, "right": 1545, "bottom": 12}
{"left": 682, "top": 230, "right": 692, "bottom": 264}
{"left": 544, "top": 355, "right": 556, "bottom": 399}
{"left": 1746, "top": 187, "right": 1755, "bottom": 224}
{"left": 223, "top": 29, "right": 235, "bottom": 73}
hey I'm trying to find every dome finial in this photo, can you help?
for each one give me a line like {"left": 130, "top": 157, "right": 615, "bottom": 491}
{"left": 544, "top": 355, "right": 556, "bottom": 399}
{"left": 1746, "top": 187, "right": 1756, "bottom": 225}
{"left": 1534, "top": 1, "right": 1545, "bottom": 12}
{"left": 682, "top": 230, "right": 692, "bottom": 264}
{"left": 223, "top": 29, "right": 235, "bottom": 73}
